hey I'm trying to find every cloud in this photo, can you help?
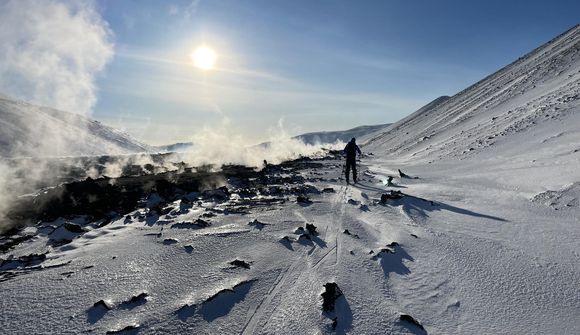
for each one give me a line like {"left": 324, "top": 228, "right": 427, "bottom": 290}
{"left": 0, "top": 0, "right": 114, "bottom": 115}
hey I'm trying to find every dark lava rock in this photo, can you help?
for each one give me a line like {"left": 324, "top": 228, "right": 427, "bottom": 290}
{"left": 410, "top": 234, "right": 418, "bottom": 238}
{"left": 377, "top": 248, "right": 395, "bottom": 256}
{"left": 229, "top": 259, "right": 251, "bottom": 269}
{"left": 49, "top": 239, "right": 73, "bottom": 247}
{"left": 294, "top": 227, "right": 306, "bottom": 234}
{"left": 347, "top": 199, "right": 359, "bottom": 205}
{"left": 399, "top": 314, "right": 425, "bottom": 331}
{"left": 321, "top": 282, "right": 342, "bottom": 312}
{"left": 380, "top": 191, "right": 404, "bottom": 203}
{"left": 202, "top": 186, "right": 231, "bottom": 201}
{"left": 0, "top": 253, "right": 47, "bottom": 270}
{"left": 0, "top": 234, "right": 33, "bottom": 253}
{"left": 184, "top": 245, "right": 194, "bottom": 253}
{"left": 236, "top": 188, "right": 258, "bottom": 198}
{"left": 163, "top": 238, "right": 179, "bottom": 245}
{"left": 248, "top": 219, "right": 269, "bottom": 229}
{"left": 386, "top": 241, "right": 399, "bottom": 248}
{"left": 195, "top": 218, "right": 212, "bottom": 227}
{"left": 125, "top": 292, "right": 148, "bottom": 305}
{"left": 305, "top": 223, "right": 318, "bottom": 236}
{"left": 171, "top": 218, "right": 211, "bottom": 229}
{"left": 201, "top": 212, "right": 217, "bottom": 218}
{"left": 322, "top": 187, "right": 336, "bottom": 193}
{"left": 143, "top": 163, "right": 155, "bottom": 173}
{"left": 342, "top": 229, "right": 359, "bottom": 238}
{"left": 297, "top": 195, "right": 312, "bottom": 205}
{"left": 64, "top": 222, "right": 86, "bottom": 233}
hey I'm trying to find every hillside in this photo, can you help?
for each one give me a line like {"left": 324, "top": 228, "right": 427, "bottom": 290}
{"left": 0, "top": 96, "right": 153, "bottom": 157}
{"left": 365, "top": 24, "right": 580, "bottom": 164}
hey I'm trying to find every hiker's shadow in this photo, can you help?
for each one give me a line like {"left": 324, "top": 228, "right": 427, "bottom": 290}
{"left": 390, "top": 195, "right": 507, "bottom": 223}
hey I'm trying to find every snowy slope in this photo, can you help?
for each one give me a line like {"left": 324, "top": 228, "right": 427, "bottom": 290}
{"left": 366, "top": 24, "right": 580, "bottom": 162}
{"left": 359, "top": 24, "right": 580, "bottom": 333}
{"left": 1, "top": 25, "right": 580, "bottom": 335}
{"left": 0, "top": 96, "right": 153, "bottom": 157}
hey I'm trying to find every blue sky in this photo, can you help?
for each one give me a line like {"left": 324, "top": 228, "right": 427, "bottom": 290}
{"left": 92, "top": 0, "right": 579, "bottom": 144}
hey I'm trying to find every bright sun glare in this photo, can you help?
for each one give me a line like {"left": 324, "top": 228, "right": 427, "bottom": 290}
{"left": 192, "top": 46, "right": 216, "bottom": 70}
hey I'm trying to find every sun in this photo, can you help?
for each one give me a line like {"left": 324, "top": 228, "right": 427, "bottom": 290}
{"left": 191, "top": 46, "right": 216, "bottom": 70}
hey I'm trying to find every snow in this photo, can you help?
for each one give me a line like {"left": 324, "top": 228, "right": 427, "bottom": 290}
{"left": 1, "top": 24, "right": 580, "bottom": 335}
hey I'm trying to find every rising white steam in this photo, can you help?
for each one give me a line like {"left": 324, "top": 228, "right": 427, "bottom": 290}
{"left": 0, "top": 0, "right": 114, "bottom": 114}
{"left": 0, "top": 0, "right": 114, "bottom": 233}
{"left": 183, "top": 120, "right": 344, "bottom": 168}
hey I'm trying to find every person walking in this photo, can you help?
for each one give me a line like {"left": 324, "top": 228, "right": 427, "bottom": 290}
{"left": 344, "top": 137, "right": 361, "bottom": 184}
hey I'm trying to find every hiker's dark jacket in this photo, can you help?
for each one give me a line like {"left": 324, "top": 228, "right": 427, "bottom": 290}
{"left": 344, "top": 142, "right": 361, "bottom": 160}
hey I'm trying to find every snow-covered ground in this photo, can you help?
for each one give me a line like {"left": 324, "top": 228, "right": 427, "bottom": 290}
{"left": 1, "top": 24, "right": 579, "bottom": 335}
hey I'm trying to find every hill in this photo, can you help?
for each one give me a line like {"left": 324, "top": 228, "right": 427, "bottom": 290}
{"left": 0, "top": 96, "right": 153, "bottom": 157}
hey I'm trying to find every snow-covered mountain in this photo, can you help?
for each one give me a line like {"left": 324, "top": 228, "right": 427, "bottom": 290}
{"left": 0, "top": 96, "right": 153, "bottom": 157}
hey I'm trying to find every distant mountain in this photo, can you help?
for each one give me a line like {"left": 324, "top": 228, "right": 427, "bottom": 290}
{"left": 0, "top": 96, "right": 153, "bottom": 157}
{"left": 159, "top": 124, "right": 392, "bottom": 153}
{"left": 294, "top": 124, "right": 391, "bottom": 145}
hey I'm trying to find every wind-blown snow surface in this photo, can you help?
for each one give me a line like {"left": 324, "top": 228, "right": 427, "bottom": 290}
{"left": 0, "top": 96, "right": 153, "bottom": 157}
{"left": 1, "top": 26, "right": 580, "bottom": 335}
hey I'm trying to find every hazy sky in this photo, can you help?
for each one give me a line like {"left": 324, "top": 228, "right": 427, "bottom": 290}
{"left": 1, "top": 1, "right": 579, "bottom": 145}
